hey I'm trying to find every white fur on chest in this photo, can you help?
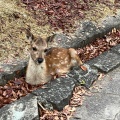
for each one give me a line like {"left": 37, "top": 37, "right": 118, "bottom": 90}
{"left": 26, "top": 57, "right": 50, "bottom": 85}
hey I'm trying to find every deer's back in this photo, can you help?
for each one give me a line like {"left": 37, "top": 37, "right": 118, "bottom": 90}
{"left": 45, "top": 47, "right": 72, "bottom": 75}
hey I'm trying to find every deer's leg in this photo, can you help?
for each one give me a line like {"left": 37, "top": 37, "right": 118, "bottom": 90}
{"left": 69, "top": 48, "right": 87, "bottom": 71}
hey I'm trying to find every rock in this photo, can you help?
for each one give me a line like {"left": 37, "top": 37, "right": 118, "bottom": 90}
{"left": 0, "top": 94, "right": 39, "bottom": 120}
{"left": 0, "top": 72, "right": 7, "bottom": 85}
{"left": 32, "top": 77, "right": 75, "bottom": 111}
{"left": 70, "top": 66, "right": 120, "bottom": 120}
{"left": 47, "top": 33, "right": 71, "bottom": 48}
{"left": 70, "top": 21, "right": 98, "bottom": 48}
{"left": 93, "top": 51, "right": 120, "bottom": 73}
{"left": 111, "top": 44, "right": 120, "bottom": 54}
{"left": 68, "top": 64, "right": 98, "bottom": 88}
{"left": 0, "top": 61, "right": 27, "bottom": 85}
{"left": 102, "top": 15, "right": 120, "bottom": 33}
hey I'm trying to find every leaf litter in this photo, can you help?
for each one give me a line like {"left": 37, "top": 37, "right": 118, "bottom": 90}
{"left": 21, "top": 0, "right": 120, "bottom": 32}
{"left": 77, "top": 28, "right": 120, "bottom": 62}
{"left": 0, "top": 29, "right": 120, "bottom": 119}
{"left": 0, "top": 77, "right": 42, "bottom": 108}
{"left": 0, "top": 28, "right": 120, "bottom": 119}
{"left": 0, "top": 0, "right": 120, "bottom": 62}
{"left": 0, "top": 0, "right": 120, "bottom": 119}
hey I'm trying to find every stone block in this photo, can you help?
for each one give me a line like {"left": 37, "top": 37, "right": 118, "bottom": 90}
{"left": 70, "top": 66, "right": 120, "bottom": 120}
{"left": 111, "top": 44, "right": 120, "bottom": 54}
{"left": 70, "top": 37, "right": 87, "bottom": 49}
{"left": 68, "top": 64, "right": 98, "bottom": 88}
{"left": 0, "top": 72, "right": 5, "bottom": 85}
{"left": 72, "top": 21, "right": 98, "bottom": 48}
{"left": 33, "top": 77, "right": 75, "bottom": 111}
{"left": 93, "top": 51, "right": 120, "bottom": 73}
{"left": 102, "top": 15, "right": 120, "bottom": 32}
{"left": 47, "top": 33, "right": 72, "bottom": 48}
{"left": 0, "top": 61, "right": 27, "bottom": 85}
{"left": 0, "top": 94, "right": 39, "bottom": 120}
{"left": 70, "top": 93, "right": 120, "bottom": 120}
{"left": 75, "top": 21, "right": 97, "bottom": 37}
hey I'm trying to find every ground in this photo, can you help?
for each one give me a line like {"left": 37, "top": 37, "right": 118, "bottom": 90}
{"left": 0, "top": 0, "right": 120, "bottom": 62}
{"left": 70, "top": 65, "right": 120, "bottom": 120}
{"left": 0, "top": 0, "right": 53, "bottom": 62}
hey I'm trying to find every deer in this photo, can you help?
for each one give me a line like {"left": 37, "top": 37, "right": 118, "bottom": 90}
{"left": 25, "top": 30, "right": 87, "bottom": 85}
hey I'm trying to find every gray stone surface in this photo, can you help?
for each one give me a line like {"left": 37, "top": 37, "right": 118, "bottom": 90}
{"left": 91, "top": 51, "right": 120, "bottom": 73}
{"left": 72, "top": 21, "right": 97, "bottom": 48}
{"left": 111, "top": 44, "right": 120, "bottom": 54}
{"left": 33, "top": 77, "right": 75, "bottom": 111}
{"left": 47, "top": 33, "right": 71, "bottom": 48}
{"left": 71, "top": 66, "right": 120, "bottom": 120}
{"left": 96, "top": 69, "right": 120, "bottom": 96}
{"left": 102, "top": 15, "right": 120, "bottom": 33}
{"left": 0, "top": 72, "right": 7, "bottom": 85}
{"left": 0, "top": 94, "right": 39, "bottom": 120}
{"left": 0, "top": 61, "right": 27, "bottom": 85}
{"left": 68, "top": 64, "right": 98, "bottom": 88}
{"left": 46, "top": 21, "right": 99, "bottom": 49}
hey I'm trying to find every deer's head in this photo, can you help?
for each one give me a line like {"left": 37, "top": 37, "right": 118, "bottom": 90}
{"left": 26, "top": 30, "right": 48, "bottom": 64}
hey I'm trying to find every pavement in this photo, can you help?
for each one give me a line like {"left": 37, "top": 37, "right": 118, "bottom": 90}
{"left": 70, "top": 66, "right": 120, "bottom": 120}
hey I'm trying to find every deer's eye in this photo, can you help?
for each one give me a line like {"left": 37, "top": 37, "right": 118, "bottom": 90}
{"left": 44, "top": 49, "right": 48, "bottom": 53}
{"left": 32, "top": 47, "right": 37, "bottom": 51}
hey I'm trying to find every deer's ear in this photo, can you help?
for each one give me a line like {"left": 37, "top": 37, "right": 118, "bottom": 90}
{"left": 26, "top": 29, "right": 34, "bottom": 42}
{"left": 46, "top": 34, "right": 56, "bottom": 43}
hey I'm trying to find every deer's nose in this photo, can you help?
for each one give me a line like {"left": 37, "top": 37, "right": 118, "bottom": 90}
{"left": 37, "top": 58, "right": 44, "bottom": 63}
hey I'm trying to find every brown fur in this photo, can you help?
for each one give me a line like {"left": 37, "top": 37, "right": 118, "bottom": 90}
{"left": 25, "top": 31, "right": 86, "bottom": 85}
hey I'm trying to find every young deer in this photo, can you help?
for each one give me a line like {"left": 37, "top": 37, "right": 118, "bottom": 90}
{"left": 26, "top": 31, "right": 87, "bottom": 85}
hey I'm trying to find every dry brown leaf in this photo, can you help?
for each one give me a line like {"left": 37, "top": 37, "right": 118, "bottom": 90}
{"left": 12, "top": 90, "right": 18, "bottom": 98}
{"left": 80, "top": 65, "right": 87, "bottom": 71}
{"left": 98, "top": 73, "right": 104, "bottom": 80}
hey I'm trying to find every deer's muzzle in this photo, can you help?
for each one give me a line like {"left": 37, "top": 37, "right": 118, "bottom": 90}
{"left": 37, "top": 58, "right": 44, "bottom": 64}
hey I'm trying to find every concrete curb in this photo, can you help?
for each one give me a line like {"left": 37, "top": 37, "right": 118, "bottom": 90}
{"left": 0, "top": 13, "right": 120, "bottom": 119}
{"left": 0, "top": 60, "right": 27, "bottom": 86}
{"left": 50, "top": 14, "right": 120, "bottom": 48}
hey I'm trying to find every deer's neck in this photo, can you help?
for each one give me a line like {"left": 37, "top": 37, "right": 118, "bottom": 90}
{"left": 26, "top": 57, "right": 50, "bottom": 85}
{"left": 29, "top": 57, "right": 47, "bottom": 71}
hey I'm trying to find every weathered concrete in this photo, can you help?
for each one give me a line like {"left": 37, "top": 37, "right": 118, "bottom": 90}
{"left": 0, "top": 60, "right": 27, "bottom": 85}
{"left": 111, "top": 44, "right": 120, "bottom": 54}
{"left": 0, "top": 94, "right": 39, "bottom": 120}
{"left": 71, "top": 21, "right": 98, "bottom": 48}
{"left": 102, "top": 15, "right": 120, "bottom": 33}
{"left": 33, "top": 77, "right": 75, "bottom": 111}
{"left": 71, "top": 66, "right": 120, "bottom": 120}
{"left": 93, "top": 51, "right": 120, "bottom": 73}
{"left": 87, "top": 50, "right": 120, "bottom": 73}
{"left": 68, "top": 64, "right": 98, "bottom": 88}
